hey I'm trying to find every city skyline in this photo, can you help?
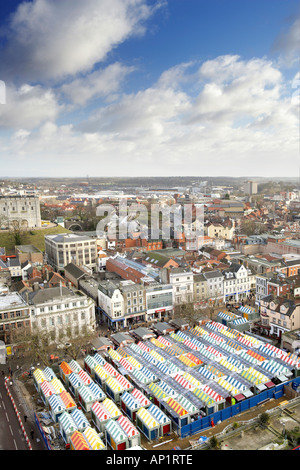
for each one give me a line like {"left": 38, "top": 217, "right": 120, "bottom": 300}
{"left": 0, "top": 0, "right": 299, "bottom": 178}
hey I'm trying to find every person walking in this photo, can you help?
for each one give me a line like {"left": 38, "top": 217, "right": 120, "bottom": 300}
{"left": 30, "top": 430, "right": 34, "bottom": 440}
{"left": 24, "top": 415, "right": 27, "bottom": 423}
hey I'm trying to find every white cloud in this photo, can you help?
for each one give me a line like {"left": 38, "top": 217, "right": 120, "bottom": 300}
{"left": 0, "top": 0, "right": 163, "bottom": 83}
{"left": 60, "top": 63, "right": 135, "bottom": 106}
{"left": 272, "top": 14, "right": 300, "bottom": 66}
{"left": 0, "top": 83, "right": 62, "bottom": 130}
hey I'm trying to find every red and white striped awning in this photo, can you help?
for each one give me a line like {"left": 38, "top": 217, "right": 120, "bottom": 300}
{"left": 115, "top": 373, "right": 132, "bottom": 390}
{"left": 157, "top": 336, "right": 172, "bottom": 347}
{"left": 206, "top": 345, "right": 224, "bottom": 358}
{"left": 91, "top": 401, "right": 110, "bottom": 421}
{"left": 202, "top": 384, "right": 224, "bottom": 402}
{"left": 131, "top": 388, "right": 151, "bottom": 407}
{"left": 103, "top": 362, "right": 118, "bottom": 377}
{"left": 183, "top": 339, "right": 201, "bottom": 351}
{"left": 40, "top": 381, "right": 55, "bottom": 397}
{"left": 209, "top": 332, "right": 224, "bottom": 343}
{"left": 118, "top": 415, "right": 139, "bottom": 437}
{"left": 78, "top": 369, "right": 92, "bottom": 385}
{"left": 137, "top": 341, "right": 150, "bottom": 352}
{"left": 173, "top": 374, "right": 194, "bottom": 389}
{"left": 119, "top": 357, "right": 134, "bottom": 372}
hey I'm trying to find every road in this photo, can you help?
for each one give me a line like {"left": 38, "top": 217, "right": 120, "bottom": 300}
{"left": 0, "top": 375, "right": 28, "bottom": 450}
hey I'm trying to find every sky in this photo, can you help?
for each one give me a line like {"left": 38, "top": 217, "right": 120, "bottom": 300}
{"left": 0, "top": 0, "right": 299, "bottom": 178}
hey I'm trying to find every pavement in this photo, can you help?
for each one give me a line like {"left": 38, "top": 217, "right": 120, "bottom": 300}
{"left": 0, "top": 361, "right": 47, "bottom": 451}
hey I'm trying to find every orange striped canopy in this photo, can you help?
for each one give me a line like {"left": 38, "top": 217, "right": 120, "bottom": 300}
{"left": 70, "top": 431, "right": 90, "bottom": 450}
{"left": 166, "top": 398, "right": 188, "bottom": 417}
{"left": 186, "top": 353, "right": 203, "bottom": 365}
{"left": 246, "top": 349, "right": 265, "bottom": 362}
{"left": 59, "top": 361, "right": 73, "bottom": 375}
{"left": 60, "top": 391, "right": 76, "bottom": 409}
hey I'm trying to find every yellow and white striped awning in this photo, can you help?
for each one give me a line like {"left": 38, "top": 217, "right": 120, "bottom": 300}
{"left": 182, "top": 372, "right": 202, "bottom": 388}
{"left": 137, "top": 407, "right": 160, "bottom": 429}
{"left": 149, "top": 350, "right": 165, "bottom": 362}
{"left": 33, "top": 368, "right": 46, "bottom": 384}
{"left": 127, "top": 356, "right": 142, "bottom": 369}
{"left": 217, "top": 377, "right": 240, "bottom": 396}
{"left": 193, "top": 326, "right": 207, "bottom": 336}
{"left": 51, "top": 377, "right": 66, "bottom": 394}
{"left": 102, "top": 398, "right": 121, "bottom": 418}
{"left": 219, "top": 358, "right": 238, "bottom": 372}
{"left": 178, "top": 354, "right": 197, "bottom": 368}
{"left": 106, "top": 376, "right": 123, "bottom": 393}
{"left": 83, "top": 427, "right": 106, "bottom": 450}
{"left": 247, "top": 367, "right": 269, "bottom": 384}
{"left": 150, "top": 337, "right": 166, "bottom": 349}
{"left": 94, "top": 364, "right": 109, "bottom": 381}
{"left": 108, "top": 348, "right": 122, "bottom": 363}
{"left": 243, "top": 334, "right": 261, "bottom": 347}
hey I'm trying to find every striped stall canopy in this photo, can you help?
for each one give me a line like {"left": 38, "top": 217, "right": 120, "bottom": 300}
{"left": 197, "top": 367, "right": 215, "bottom": 380}
{"left": 157, "top": 336, "right": 172, "bottom": 347}
{"left": 60, "top": 391, "right": 76, "bottom": 409}
{"left": 103, "top": 362, "right": 118, "bottom": 377}
{"left": 108, "top": 348, "right": 122, "bottom": 363}
{"left": 182, "top": 371, "right": 202, "bottom": 388}
{"left": 94, "top": 364, "right": 109, "bottom": 381}
{"left": 243, "top": 334, "right": 262, "bottom": 347}
{"left": 51, "top": 377, "right": 66, "bottom": 394}
{"left": 115, "top": 373, "right": 132, "bottom": 390}
{"left": 231, "top": 317, "right": 249, "bottom": 326}
{"left": 71, "top": 408, "right": 90, "bottom": 431}
{"left": 132, "top": 369, "right": 151, "bottom": 384}
{"left": 158, "top": 381, "right": 178, "bottom": 397}
{"left": 260, "top": 359, "right": 291, "bottom": 377}
{"left": 150, "top": 337, "right": 167, "bottom": 349}
{"left": 236, "top": 336, "right": 255, "bottom": 347}
{"left": 119, "top": 357, "right": 134, "bottom": 372}
{"left": 129, "top": 343, "right": 143, "bottom": 355}
{"left": 70, "top": 431, "right": 90, "bottom": 451}
{"left": 140, "top": 367, "right": 158, "bottom": 382}
{"left": 155, "top": 361, "right": 173, "bottom": 375}
{"left": 178, "top": 354, "right": 198, "bottom": 368}
{"left": 224, "top": 340, "right": 244, "bottom": 351}
{"left": 225, "top": 375, "right": 248, "bottom": 391}
{"left": 165, "top": 361, "right": 182, "bottom": 374}
{"left": 91, "top": 401, "right": 111, "bottom": 421}
{"left": 78, "top": 369, "right": 92, "bottom": 386}
{"left": 206, "top": 321, "right": 224, "bottom": 331}
{"left": 68, "top": 360, "right": 82, "bottom": 374}
{"left": 148, "top": 382, "right": 166, "bottom": 400}
{"left": 280, "top": 352, "right": 300, "bottom": 368}
{"left": 226, "top": 328, "right": 240, "bottom": 338}
{"left": 68, "top": 373, "right": 84, "bottom": 389}
{"left": 84, "top": 355, "right": 99, "bottom": 371}
{"left": 183, "top": 339, "right": 201, "bottom": 351}
{"left": 83, "top": 427, "right": 106, "bottom": 450}
{"left": 169, "top": 332, "right": 185, "bottom": 343}
{"left": 59, "top": 361, "right": 73, "bottom": 376}
{"left": 59, "top": 411, "right": 77, "bottom": 434}
{"left": 202, "top": 385, "right": 224, "bottom": 402}
{"left": 131, "top": 388, "right": 151, "bottom": 407}
{"left": 48, "top": 394, "right": 66, "bottom": 413}
{"left": 185, "top": 353, "right": 203, "bottom": 366}
{"left": 246, "top": 367, "right": 269, "bottom": 384}
{"left": 205, "top": 364, "right": 225, "bottom": 378}
{"left": 216, "top": 377, "right": 241, "bottom": 396}
{"left": 190, "top": 338, "right": 206, "bottom": 350}
{"left": 121, "top": 391, "right": 141, "bottom": 410}
{"left": 137, "top": 407, "right": 160, "bottom": 429}
{"left": 165, "top": 398, "right": 188, "bottom": 417}
{"left": 219, "top": 358, "right": 239, "bottom": 372}
{"left": 142, "top": 352, "right": 158, "bottom": 365}
{"left": 238, "top": 305, "right": 256, "bottom": 314}
{"left": 106, "top": 376, "right": 123, "bottom": 393}
{"left": 193, "top": 325, "right": 207, "bottom": 336}
{"left": 225, "top": 356, "right": 245, "bottom": 370}
{"left": 78, "top": 385, "right": 94, "bottom": 403}
{"left": 137, "top": 341, "right": 151, "bottom": 353}
{"left": 219, "top": 342, "right": 238, "bottom": 355}
{"left": 105, "top": 419, "right": 127, "bottom": 443}
{"left": 40, "top": 381, "right": 56, "bottom": 397}
{"left": 116, "top": 347, "right": 130, "bottom": 358}
{"left": 93, "top": 353, "right": 106, "bottom": 366}
{"left": 219, "top": 328, "right": 236, "bottom": 339}
{"left": 176, "top": 395, "right": 199, "bottom": 413}
{"left": 198, "top": 347, "right": 219, "bottom": 362}
{"left": 238, "top": 349, "right": 262, "bottom": 365}
{"left": 206, "top": 345, "right": 224, "bottom": 359}
{"left": 102, "top": 398, "right": 122, "bottom": 418}
{"left": 149, "top": 350, "right": 165, "bottom": 363}
{"left": 88, "top": 382, "right": 106, "bottom": 401}
{"left": 148, "top": 404, "right": 170, "bottom": 424}
{"left": 126, "top": 356, "right": 143, "bottom": 369}
{"left": 33, "top": 368, "right": 46, "bottom": 384}
{"left": 43, "top": 367, "right": 56, "bottom": 382}
{"left": 118, "top": 415, "right": 140, "bottom": 437}
{"left": 175, "top": 330, "right": 191, "bottom": 341}
{"left": 218, "top": 311, "right": 237, "bottom": 320}
{"left": 173, "top": 373, "right": 194, "bottom": 389}
{"left": 257, "top": 344, "right": 278, "bottom": 357}
{"left": 193, "top": 388, "right": 215, "bottom": 406}
{"left": 246, "top": 349, "right": 266, "bottom": 362}
{"left": 164, "top": 343, "right": 186, "bottom": 356}
{"left": 241, "top": 368, "right": 264, "bottom": 385}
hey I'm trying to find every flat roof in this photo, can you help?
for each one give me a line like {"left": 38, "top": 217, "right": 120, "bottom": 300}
{"left": 0, "top": 292, "right": 27, "bottom": 310}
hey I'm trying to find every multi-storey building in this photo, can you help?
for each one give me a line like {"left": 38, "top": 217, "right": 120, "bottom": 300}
{"left": 222, "top": 263, "right": 254, "bottom": 303}
{"left": 259, "top": 294, "right": 300, "bottom": 339}
{"left": 145, "top": 283, "right": 173, "bottom": 322}
{"left": 25, "top": 286, "right": 96, "bottom": 344}
{"left": 169, "top": 268, "right": 194, "bottom": 305}
{"left": 45, "top": 233, "right": 97, "bottom": 271}
{"left": 202, "top": 270, "right": 224, "bottom": 303}
{"left": 193, "top": 274, "right": 208, "bottom": 302}
{"left": 0, "top": 292, "right": 30, "bottom": 344}
{"left": 0, "top": 195, "right": 41, "bottom": 229}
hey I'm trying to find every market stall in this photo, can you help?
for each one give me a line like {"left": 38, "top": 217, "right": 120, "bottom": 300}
{"left": 59, "top": 361, "right": 73, "bottom": 385}
{"left": 68, "top": 373, "right": 85, "bottom": 398}
{"left": 40, "top": 380, "right": 56, "bottom": 406}
{"left": 83, "top": 426, "right": 106, "bottom": 450}
{"left": 69, "top": 430, "right": 90, "bottom": 451}
{"left": 58, "top": 411, "right": 77, "bottom": 444}
{"left": 136, "top": 407, "right": 160, "bottom": 442}
{"left": 117, "top": 415, "right": 141, "bottom": 448}
{"left": 70, "top": 408, "right": 90, "bottom": 432}
{"left": 105, "top": 418, "right": 129, "bottom": 450}
{"left": 147, "top": 403, "right": 172, "bottom": 436}
{"left": 91, "top": 401, "right": 112, "bottom": 433}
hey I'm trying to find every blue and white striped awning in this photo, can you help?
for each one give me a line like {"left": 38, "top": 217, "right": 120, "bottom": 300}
{"left": 58, "top": 411, "right": 77, "bottom": 434}
{"left": 158, "top": 381, "right": 177, "bottom": 397}
{"left": 238, "top": 306, "right": 256, "bottom": 314}
{"left": 71, "top": 408, "right": 90, "bottom": 431}
{"left": 88, "top": 382, "right": 106, "bottom": 401}
{"left": 93, "top": 353, "right": 106, "bottom": 366}
{"left": 68, "top": 373, "right": 84, "bottom": 389}
{"left": 142, "top": 352, "right": 158, "bottom": 365}
{"left": 257, "top": 344, "right": 278, "bottom": 357}
{"left": 260, "top": 359, "right": 291, "bottom": 377}
{"left": 225, "top": 376, "right": 248, "bottom": 391}
{"left": 218, "top": 311, "right": 237, "bottom": 320}
{"left": 231, "top": 317, "right": 248, "bottom": 325}
{"left": 156, "top": 361, "right": 173, "bottom": 376}
{"left": 140, "top": 366, "right": 158, "bottom": 381}
{"left": 43, "top": 367, "right": 56, "bottom": 382}
{"left": 48, "top": 394, "right": 66, "bottom": 413}
{"left": 197, "top": 367, "right": 215, "bottom": 380}
{"left": 121, "top": 391, "right": 141, "bottom": 410}
{"left": 148, "top": 404, "right": 170, "bottom": 424}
